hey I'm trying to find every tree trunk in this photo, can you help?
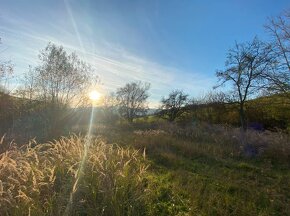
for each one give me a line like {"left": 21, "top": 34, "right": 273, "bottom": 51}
{"left": 239, "top": 102, "right": 247, "bottom": 131}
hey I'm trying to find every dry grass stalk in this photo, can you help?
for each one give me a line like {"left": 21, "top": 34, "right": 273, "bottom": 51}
{"left": 0, "top": 135, "right": 149, "bottom": 216}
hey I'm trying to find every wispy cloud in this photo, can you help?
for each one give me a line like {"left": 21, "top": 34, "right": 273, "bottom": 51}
{"left": 0, "top": 3, "right": 215, "bottom": 107}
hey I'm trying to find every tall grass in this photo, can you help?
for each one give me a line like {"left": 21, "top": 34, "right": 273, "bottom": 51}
{"left": 1, "top": 122, "right": 289, "bottom": 215}
{"left": 157, "top": 122, "right": 290, "bottom": 161}
{"left": 0, "top": 135, "right": 149, "bottom": 216}
{"left": 102, "top": 123, "right": 290, "bottom": 215}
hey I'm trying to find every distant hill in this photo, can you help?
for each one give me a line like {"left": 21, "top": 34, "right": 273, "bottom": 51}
{"left": 186, "top": 93, "right": 290, "bottom": 131}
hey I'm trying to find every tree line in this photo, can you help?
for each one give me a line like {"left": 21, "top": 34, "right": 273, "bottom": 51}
{"left": 0, "top": 9, "right": 289, "bottom": 139}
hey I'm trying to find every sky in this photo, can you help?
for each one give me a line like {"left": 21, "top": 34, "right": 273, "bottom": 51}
{"left": 0, "top": 0, "right": 289, "bottom": 107}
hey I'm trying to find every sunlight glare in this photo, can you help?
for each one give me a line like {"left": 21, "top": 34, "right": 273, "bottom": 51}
{"left": 89, "top": 90, "right": 101, "bottom": 101}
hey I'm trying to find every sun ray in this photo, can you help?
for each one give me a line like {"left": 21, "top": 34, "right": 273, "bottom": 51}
{"left": 64, "top": 105, "right": 95, "bottom": 215}
{"left": 89, "top": 90, "right": 101, "bottom": 101}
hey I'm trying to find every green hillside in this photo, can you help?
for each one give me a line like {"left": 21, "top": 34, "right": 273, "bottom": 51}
{"left": 185, "top": 93, "right": 290, "bottom": 131}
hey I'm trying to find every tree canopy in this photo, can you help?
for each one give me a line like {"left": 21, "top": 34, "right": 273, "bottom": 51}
{"left": 159, "top": 90, "right": 189, "bottom": 122}
{"left": 216, "top": 37, "right": 275, "bottom": 130}
{"left": 116, "top": 81, "right": 150, "bottom": 122}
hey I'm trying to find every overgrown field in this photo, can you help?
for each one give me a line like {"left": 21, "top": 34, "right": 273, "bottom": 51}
{"left": 1, "top": 123, "right": 290, "bottom": 215}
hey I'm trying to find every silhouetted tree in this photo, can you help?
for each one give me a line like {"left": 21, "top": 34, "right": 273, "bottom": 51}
{"left": 264, "top": 10, "right": 290, "bottom": 95}
{"left": 216, "top": 37, "right": 274, "bottom": 130}
{"left": 18, "top": 43, "right": 97, "bottom": 137}
{"left": 116, "top": 81, "right": 150, "bottom": 123}
{"left": 35, "top": 43, "right": 96, "bottom": 107}
{"left": 159, "top": 90, "right": 189, "bottom": 122}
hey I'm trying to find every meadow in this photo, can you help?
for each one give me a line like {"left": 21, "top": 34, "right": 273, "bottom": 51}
{"left": 1, "top": 120, "right": 289, "bottom": 216}
{"left": 1, "top": 8, "right": 290, "bottom": 215}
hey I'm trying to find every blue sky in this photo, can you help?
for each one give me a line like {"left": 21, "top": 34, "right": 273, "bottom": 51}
{"left": 0, "top": 0, "right": 289, "bottom": 107}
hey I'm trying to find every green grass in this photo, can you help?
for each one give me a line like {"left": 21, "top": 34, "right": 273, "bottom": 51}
{"left": 97, "top": 124, "right": 290, "bottom": 215}
{"left": 1, "top": 122, "right": 290, "bottom": 215}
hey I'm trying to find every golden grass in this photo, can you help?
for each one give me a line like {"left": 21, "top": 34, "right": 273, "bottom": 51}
{"left": 0, "top": 135, "right": 149, "bottom": 216}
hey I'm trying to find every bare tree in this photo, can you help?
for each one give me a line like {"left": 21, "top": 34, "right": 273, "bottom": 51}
{"left": 216, "top": 37, "right": 274, "bottom": 130}
{"left": 0, "top": 38, "right": 14, "bottom": 134}
{"left": 100, "top": 92, "right": 119, "bottom": 124}
{"left": 0, "top": 38, "right": 13, "bottom": 93}
{"left": 194, "top": 91, "right": 237, "bottom": 125}
{"left": 159, "top": 90, "right": 189, "bottom": 122}
{"left": 264, "top": 10, "right": 290, "bottom": 94}
{"left": 202, "top": 91, "right": 232, "bottom": 105}
{"left": 15, "top": 66, "right": 37, "bottom": 101}
{"left": 116, "top": 81, "right": 150, "bottom": 123}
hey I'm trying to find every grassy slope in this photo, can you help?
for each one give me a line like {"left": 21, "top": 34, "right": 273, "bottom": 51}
{"left": 185, "top": 93, "right": 290, "bottom": 130}
{"left": 98, "top": 125, "right": 290, "bottom": 216}
{"left": 238, "top": 94, "right": 290, "bottom": 128}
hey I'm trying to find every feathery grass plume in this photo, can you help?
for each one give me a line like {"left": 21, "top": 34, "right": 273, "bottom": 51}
{"left": 0, "top": 135, "right": 150, "bottom": 216}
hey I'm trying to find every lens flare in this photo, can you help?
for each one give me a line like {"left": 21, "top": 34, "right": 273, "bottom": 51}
{"left": 89, "top": 90, "right": 101, "bottom": 101}
{"left": 65, "top": 105, "right": 95, "bottom": 215}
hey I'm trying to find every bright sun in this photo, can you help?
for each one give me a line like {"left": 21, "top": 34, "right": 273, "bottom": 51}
{"left": 89, "top": 90, "right": 101, "bottom": 101}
